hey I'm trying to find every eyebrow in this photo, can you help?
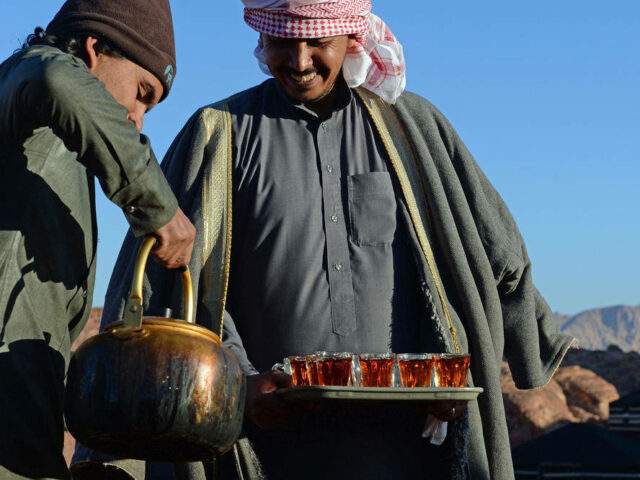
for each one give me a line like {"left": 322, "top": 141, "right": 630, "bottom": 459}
{"left": 142, "top": 80, "right": 161, "bottom": 112}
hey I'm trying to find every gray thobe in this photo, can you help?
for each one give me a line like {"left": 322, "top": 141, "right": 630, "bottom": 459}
{"left": 226, "top": 78, "right": 435, "bottom": 373}
{"left": 225, "top": 79, "right": 457, "bottom": 478}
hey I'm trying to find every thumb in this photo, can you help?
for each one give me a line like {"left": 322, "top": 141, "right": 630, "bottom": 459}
{"left": 270, "top": 370, "right": 294, "bottom": 389}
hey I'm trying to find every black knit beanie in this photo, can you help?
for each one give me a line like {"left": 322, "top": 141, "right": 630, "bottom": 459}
{"left": 46, "top": 0, "right": 177, "bottom": 101}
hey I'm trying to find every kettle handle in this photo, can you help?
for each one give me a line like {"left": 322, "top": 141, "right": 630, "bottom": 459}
{"left": 122, "top": 236, "right": 194, "bottom": 328}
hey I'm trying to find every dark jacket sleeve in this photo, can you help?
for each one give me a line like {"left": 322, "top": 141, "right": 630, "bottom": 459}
{"left": 11, "top": 47, "right": 177, "bottom": 236}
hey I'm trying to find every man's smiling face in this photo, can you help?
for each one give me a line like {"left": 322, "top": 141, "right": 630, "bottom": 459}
{"left": 262, "top": 34, "right": 355, "bottom": 106}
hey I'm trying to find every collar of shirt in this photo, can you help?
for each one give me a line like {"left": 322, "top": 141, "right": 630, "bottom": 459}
{"left": 272, "top": 74, "right": 354, "bottom": 121}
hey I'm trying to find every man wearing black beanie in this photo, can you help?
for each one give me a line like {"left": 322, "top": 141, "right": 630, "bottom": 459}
{"left": 0, "top": 1, "right": 195, "bottom": 478}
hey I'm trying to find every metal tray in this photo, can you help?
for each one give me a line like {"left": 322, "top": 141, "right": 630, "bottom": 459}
{"left": 276, "top": 386, "right": 483, "bottom": 403}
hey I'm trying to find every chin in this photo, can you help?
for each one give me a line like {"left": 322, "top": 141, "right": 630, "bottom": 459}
{"left": 286, "top": 88, "right": 323, "bottom": 104}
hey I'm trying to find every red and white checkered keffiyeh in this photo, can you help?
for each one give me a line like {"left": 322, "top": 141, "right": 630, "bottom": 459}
{"left": 242, "top": 0, "right": 406, "bottom": 103}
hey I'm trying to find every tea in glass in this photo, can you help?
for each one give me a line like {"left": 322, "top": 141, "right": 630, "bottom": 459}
{"left": 434, "top": 353, "right": 470, "bottom": 387}
{"left": 316, "top": 352, "right": 353, "bottom": 386}
{"left": 305, "top": 354, "right": 320, "bottom": 385}
{"left": 397, "top": 353, "right": 435, "bottom": 388}
{"left": 287, "top": 356, "right": 310, "bottom": 386}
{"left": 358, "top": 353, "right": 395, "bottom": 387}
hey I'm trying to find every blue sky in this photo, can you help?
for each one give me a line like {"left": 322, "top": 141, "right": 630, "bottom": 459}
{"left": 1, "top": 1, "right": 638, "bottom": 315}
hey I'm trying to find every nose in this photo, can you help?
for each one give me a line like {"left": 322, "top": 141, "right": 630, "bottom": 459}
{"left": 289, "top": 42, "right": 313, "bottom": 72}
{"left": 127, "top": 109, "right": 144, "bottom": 133}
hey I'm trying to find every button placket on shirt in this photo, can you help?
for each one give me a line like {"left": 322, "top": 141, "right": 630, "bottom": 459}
{"left": 316, "top": 118, "right": 356, "bottom": 336}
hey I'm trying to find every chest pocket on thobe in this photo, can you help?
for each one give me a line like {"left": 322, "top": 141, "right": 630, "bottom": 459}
{"left": 347, "top": 172, "right": 397, "bottom": 247}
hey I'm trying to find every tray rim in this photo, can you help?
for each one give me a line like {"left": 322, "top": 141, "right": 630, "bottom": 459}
{"left": 276, "top": 385, "right": 483, "bottom": 402}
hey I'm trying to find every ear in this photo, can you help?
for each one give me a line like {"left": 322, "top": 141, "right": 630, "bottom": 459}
{"left": 84, "top": 36, "right": 101, "bottom": 72}
{"left": 347, "top": 35, "right": 357, "bottom": 49}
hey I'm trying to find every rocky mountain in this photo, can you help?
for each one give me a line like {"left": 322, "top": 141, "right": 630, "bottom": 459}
{"left": 556, "top": 305, "right": 640, "bottom": 352}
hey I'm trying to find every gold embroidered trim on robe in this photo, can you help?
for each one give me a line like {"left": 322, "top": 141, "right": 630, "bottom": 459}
{"left": 200, "top": 103, "right": 234, "bottom": 338}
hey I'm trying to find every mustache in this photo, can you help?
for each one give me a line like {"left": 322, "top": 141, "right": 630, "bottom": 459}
{"left": 285, "top": 68, "right": 318, "bottom": 76}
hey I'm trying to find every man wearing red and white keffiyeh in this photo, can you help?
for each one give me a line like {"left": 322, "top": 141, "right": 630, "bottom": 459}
{"left": 243, "top": 0, "right": 405, "bottom": 104}
{"left": 72, "top": 2, "right": 570, "bottom": 479}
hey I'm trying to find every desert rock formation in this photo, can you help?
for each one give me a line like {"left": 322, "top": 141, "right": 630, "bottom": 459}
{"left": 501, "top": 344, "right": 640, "bottom": 448}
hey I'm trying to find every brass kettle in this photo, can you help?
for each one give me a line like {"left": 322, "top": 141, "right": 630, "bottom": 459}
{"left": 65, "top": 237, "right": 245, "bottom": 461}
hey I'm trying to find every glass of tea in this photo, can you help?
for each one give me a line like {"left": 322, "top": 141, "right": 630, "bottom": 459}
{"left": 316, "top": 352, "right": 354, "bottom": 386}
{"left": 434, "top": 353, "right": 471, "bottom": 387}
{"left": 397, "top": 353, "right": 436, "bottom": 388}
{"left": 287, "top": 356, "right": 311, "bottom": 386}
{"left": 357, "top": 353, "right": 395, "bottom": 387}
{"left": 271, "top": 356, "right": 310, "bottom": 386}
{"left": 305, "top": 353, "right": 321, "bottom": 385}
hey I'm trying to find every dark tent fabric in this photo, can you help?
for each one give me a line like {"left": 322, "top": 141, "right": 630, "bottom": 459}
{"left": 611, "top": 390, "right": 640, "bottom": 407}
{"left": 512, "top": 423, "right": 640, "bottom": 468}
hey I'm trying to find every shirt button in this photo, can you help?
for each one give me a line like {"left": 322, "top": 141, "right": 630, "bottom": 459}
{"left": 330, "top": 215, "right": 339, "bottom": 223}
{"left": 125, "top": 205, "right": 136, "bottom": 214}
{"left": 326, "top": 165, "right": 334, "bottom": 174}
{"left": 334, "top": 263, "right": 343, "bottom": 272}
{"left": 321, "top": 123, "right": 327, "bottom": 131}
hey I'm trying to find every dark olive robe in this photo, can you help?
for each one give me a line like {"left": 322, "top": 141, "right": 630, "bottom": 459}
{"left": 0, "top": 45, "right": 177, "bottom": 479}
